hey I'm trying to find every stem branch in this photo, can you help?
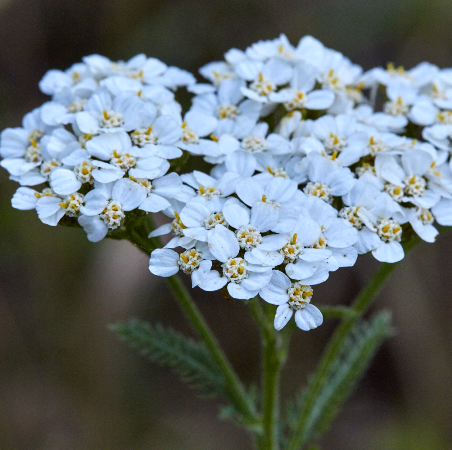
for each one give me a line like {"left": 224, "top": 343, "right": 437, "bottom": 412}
{"left": 287, "top": 238, "right": 420, "bottom": 450}
{"left": 249, "top": 298, "right": 290, "bottom": 450}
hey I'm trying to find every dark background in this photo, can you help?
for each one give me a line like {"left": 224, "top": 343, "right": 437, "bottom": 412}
{"left": 1, "top": 0, "right": 452, "bottom": 448}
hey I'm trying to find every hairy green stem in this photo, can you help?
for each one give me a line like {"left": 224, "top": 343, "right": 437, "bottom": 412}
{"left": 166, "top": 274, "right": 259, "bottom": 427}
{"left": 125, "top": 214, "right": 259, "bottom": 428}
{"left": 249, "top": 298, "right": 290, "bottom": 450}
{"left": 287, "top": 238, "right": 420, "bottom": 450}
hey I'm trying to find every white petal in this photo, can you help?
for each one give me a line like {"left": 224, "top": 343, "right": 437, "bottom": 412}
{"left": 112, "top": 178, "right": 147, "bottom": 210}
{"left": 149, "top": 249, "right": 179, "bottom": 276}
{"left": 299, "top": 248, "right": 332, "bottom": 262}
{"left": 227, "top": 282, "right": 258, "bottom": 300}
{"left": 285, "top": 260, "right": 319, "bottom": 280}
{"left": 148, "top": 223, "right": 172, "bottom": 237}
{"left": 411, "top": 217, "right": 438, "bottom": 243}
{"left": 248, "top": 246, "right": 282, "bottom": 267}
{"left": 354, "top": 228, "right": 381, "bottom": 254}
{"left": 36, "top": 196, "right": 65, "bottom": 223}
{"left": 139, "top": 193, "right": 171, "bottom": 213}
{"left": 329, "top": 246, "right": 358, "bottom": 268}
{"left": 153, "top": 172, "right": 183, "bottom": 198}
{"left": 183, "top": 227, "right": 208, "bottom": 242}
{"left": 305, "top": 90, "right": 335, "bottom": 110}
{"left": 236, "top": 178, "right": 264, "bottom": 206}
{"left": 250, "top": 202, "right": 279, "bottom": 232}
{"left": 259, "top": 270, "right": 291, "bottom": 305}
{"left": 198, "top": 270, "right": 228, "bottom": 291}
{"left": 433, "top": 199, "right": 452, "bottom": 225}
{"left": 223, "top": 201, "right": 250, "bottom": 229}
{"left": 324, "top": 220, "right": 358, "bottom": 247}
{"left": 207, "top": 224, "right": 238, "bottom": 262}
{"left": 11, "top": 187, "right": 38, "bottom": 210}
{"left": 76, "top": 112, "right": 100, "bottom": 135}
{"left": 180, "top": 201, "right": 210, "bottom": 227}
{"left": 298, "top": 268, "right": 329, "bottom": 285}
{"left": 49, "top": 169, "right": 82, "bottom": 196}
{"left": 258, "top": 234, "right": 287, "bottom": 251}
{"left": 295, "top": 305, "right": 323, "bottom": 330}
{"left": 372, "top": 241, "right": 404, "bottom": 263}
{"left": 78, "top": 215, "right": 108, "bottom": 242}
{"left": 80, "top": 189, "right": 108, "bottom": 215}
{"left": 274, "top": 304, "right": 293, "bottom": 330}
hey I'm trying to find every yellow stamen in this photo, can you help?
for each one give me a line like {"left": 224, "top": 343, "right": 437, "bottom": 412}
{"left": 180, "top": 254, "right": 189, "bottom": 263}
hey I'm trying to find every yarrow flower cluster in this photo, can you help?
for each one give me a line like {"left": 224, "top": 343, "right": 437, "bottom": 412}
{"left": 4, "top": 35, "right": 452, "bottom": 332}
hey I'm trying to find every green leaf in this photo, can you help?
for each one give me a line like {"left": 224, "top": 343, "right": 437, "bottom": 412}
{"left": 284, "top": 312, "right": 393, "bottom": 447}
{"left": 111, "top": 319, "right": 227, "bottom": 398}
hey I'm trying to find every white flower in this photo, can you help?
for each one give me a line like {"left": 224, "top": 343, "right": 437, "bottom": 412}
{"left": 178, "top": 196, "right": 228, "bottom": 242}
{"left": 191, "top": 79, "right": 262, "bottom": 137}
{"left": 129, "top": 115, "right": 183, "bottom": 160}
{"left": 282, "top": 62, "right": 335, "bottom": 111}
{"left": 149, "top": 243, "right": 214, "bottom": 286}
{"left": 239, "top": 58, "right": 293, "bottom": 103}
{"left": 375, "top": 150, "right": 440, "bottom": 209}
{"left": 259, "top": 270, "right": 323, "bottom": 331}
{"left": 78, "top": 178, "right": 146, "bottom": 242}
{"left": 221, "top": 198, "right": 288, "bottom": 267}
{"left": 235, "top": 176, "right": 299, "bottom": 232}
{"left": 203, "top": 224, "right": 272, "bottom": 300}
{"left": 311, "top": 114, "right": 368, "bottom": 166}
{"left": 301, "top": 196, "right": 358, "bottom": 271}
{"left": 297, "top": 152, "right": 356, "bottom": 201}
{"left": 75, "top": 89, "right": 156, "bottom": 135}
{"left": 383, "top": 82, "right": 418, "bottom": 116}
{"left": 137, "top": 172, "right": 183, "bottom": 213}
{"left": 199, "top": 61, "right": 236, "bottom": 86}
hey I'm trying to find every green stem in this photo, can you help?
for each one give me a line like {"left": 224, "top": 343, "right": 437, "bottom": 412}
{"left": 287, "top": 238, "right": 420, "bottom": 450}
{"left": 124, "top": 214, "right": 259, "bottom": 428}
{"left": 166, "top": 274, "right": 258, "bottom": 427}
{"left": 249, "top": 298, "right": 290, "bottom": 450}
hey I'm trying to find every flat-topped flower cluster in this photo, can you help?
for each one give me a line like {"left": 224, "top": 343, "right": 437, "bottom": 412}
{"left": 3, "top": 35, "right": 452, "bottom": 331}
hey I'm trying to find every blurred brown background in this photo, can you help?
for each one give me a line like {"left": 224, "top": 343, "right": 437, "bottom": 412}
{"left": 1, "top": 0, "right": 452, "bottom": 449}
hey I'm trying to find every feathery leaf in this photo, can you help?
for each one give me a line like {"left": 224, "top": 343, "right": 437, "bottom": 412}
{"left": 111, "top": 319, "right": 226, "bottom": 398}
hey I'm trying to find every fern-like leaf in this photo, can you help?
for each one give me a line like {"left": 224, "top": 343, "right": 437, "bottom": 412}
{"left": 284, "top": 311, "right": 393, "bottom": 447}
{"left": 111, "top": 319, "right": 226, "bottom": 398}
